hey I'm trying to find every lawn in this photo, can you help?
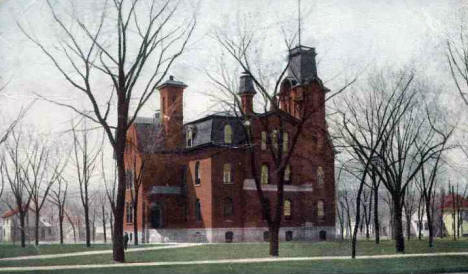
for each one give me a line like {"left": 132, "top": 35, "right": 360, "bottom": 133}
{"left": 27, "top": 256, "right": 468, "bottom": 274}
{"left": 0, "top": 239, "right": 467, "bottom": 268}
{"left": 0, "top": 243, "right": 162, "bottom": 259}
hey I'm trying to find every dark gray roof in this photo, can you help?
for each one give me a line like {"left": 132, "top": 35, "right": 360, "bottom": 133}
{"left": 238, "top": 71, "right": 256, "bottom": 95}
{"left": 157, "top": 75, "right": 188, "bottom": 90}
{"left": 134, "top": 122, "right": 164, "bottom": 153}
{"left": 287, "top": 46, "right": 318, "bottom": 84}
{"left": 184, "top": 115, "right": 246, "bottom": 149}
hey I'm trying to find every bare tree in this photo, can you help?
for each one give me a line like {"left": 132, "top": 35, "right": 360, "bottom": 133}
{"left": 20, "top": 0, "right": 196, "bottom": 262}
{"left": 49, "top": 174, "right": 69, "bottom": 244}
{"left": 24, "top": 138, "right": 51, "bottom": 246}
{"left": 1, "top": 130, "right": 32, "bottom": 247}
{"left": 72, "top": 123, "right": 101, "bottom": 247}
{"left": 336, "top": 70, "right": 415, "bottom": 257}
{"left": 402, "top": 184, "right": 418, "bottom": 241}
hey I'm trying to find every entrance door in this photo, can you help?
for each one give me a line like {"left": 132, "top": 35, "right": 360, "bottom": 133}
{"left": 150, "top": 204, "right": 162, "bottom": 228}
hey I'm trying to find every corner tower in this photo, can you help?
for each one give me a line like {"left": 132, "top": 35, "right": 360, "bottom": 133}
{"left": 157, "top": 75, "right": 187, "bottom": 150}
{"left": 238, "top": 71, "right": 256, "bottom": 115}
{"left": 279, "top": 45, "right": 325, "bottom": 120}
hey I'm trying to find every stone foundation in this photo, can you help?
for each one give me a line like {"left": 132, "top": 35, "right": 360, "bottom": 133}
{"left": 141, "top": 226, "right": 335, "bottom": 243}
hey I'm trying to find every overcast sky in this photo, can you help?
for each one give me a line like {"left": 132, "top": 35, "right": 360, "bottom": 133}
{"left": 1, "top": 0, "right": 468, "bottom": 179}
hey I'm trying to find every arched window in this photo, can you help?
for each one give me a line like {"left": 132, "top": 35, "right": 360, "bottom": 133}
{"left": 284, "top": 165, "right": 291, "bottom": 184}
{"left": 224, "top": 124, "right": 233, "bottom": 144}
{"left": 284, "top": 199, "right": 292, "bottom": 220}
{"left": 317, "top": 200, "right": 325, "bottom": 218}
{"left": 261, "top": 131, "right": 267, "bottom": 150}
{"left": 317, "top": 166, "right": 324, "bottom": 186}
{"left": 282, "top": 132, "right": 289, "bottom": 153}
{"left": 223, "top": 197, "right": 233, "bottom": 218}
{"left": 195, "top": 199, "right": 201, "bottom": 221}
{"left": 223, "top": 163, "right": 232, "bottom": 184}
{"left": 261, "top": 164, "right": 269, "bottom": 185}
{"left": 195, "top": 161, "right": 201, "bottom": 185}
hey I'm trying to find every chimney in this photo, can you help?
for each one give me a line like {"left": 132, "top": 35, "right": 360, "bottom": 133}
{"left": 287, "top": 46, "right": 317, "bottom": 84}
{"left": 238, "top": 71, "right": 256, "bottom": 115}
{"left": 157, "top": 75, "right": 187, "bottom": 149}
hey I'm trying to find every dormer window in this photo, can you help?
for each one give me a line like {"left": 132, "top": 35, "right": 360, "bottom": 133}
{"left": 224, "top": 124, "right": 233, "bottom": 144}
{"left": 186, "top": 125, "right": 196, "bottom": 147}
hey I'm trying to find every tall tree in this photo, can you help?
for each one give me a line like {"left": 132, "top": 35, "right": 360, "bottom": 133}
{"left": 72, "top": 123, "right": 101, "bottom": 247}
{"left": 1, "top": 130, "right": 32, "bottom": 247}
{"left": 21, "top": 0, "right": 196, "bottom": 262}
{"left": 49, "top": 175, "right": 69, "bottom": 244}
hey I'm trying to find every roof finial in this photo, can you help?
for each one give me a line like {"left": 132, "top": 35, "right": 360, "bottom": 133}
{"left": 298, "top": 0, "right": 302, "bottom": 46}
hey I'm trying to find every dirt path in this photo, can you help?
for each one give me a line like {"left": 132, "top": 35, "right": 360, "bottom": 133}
{"left": 1, "top": 251, "right": 467, "bottom": 272}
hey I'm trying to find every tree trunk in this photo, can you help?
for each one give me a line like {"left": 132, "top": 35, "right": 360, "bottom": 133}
{"left": 133, "top": 195, "right": 138, "bottom": 246}
{"left": 102, "top": 205, "right": 107, "bottom": 244}
{"left": 393, "top": 197, "right": 405, "bottom": 253}
{"left": 405, "top": 213, "right": 411, "bottom": 241}
{"left": 142, "top": 202, "right": 146, "bottom": 244}
{"left": 425, "top": 199, "right": 434, "bottom": 248}
{"left": 110, "top": 212, "right": 114, "bottom": 243}
{"left": 59, "top": 212, "right": 64, "bottom": 244}
{"left": 373, "top": 186, "right": 380, "bottom": 244}
{"left": 84, "top": 204, "right": 91, "bottom": 247}
{"left": 20, "top": 212, "right": 26, "bottom": 248}
{"left": 113, "top": 135, "right": 126, "bottom": 262}
{"left": 352, "top": 176, "right": 365, "bottom": 259}
{"left": 269, "top": 225, "right": 279, "bottom": 256}
{"left": 35, "top": 211, "right": 40, "bottom": 246}
{"left": 418, "top": 220, "right": 422, "bottom": 240}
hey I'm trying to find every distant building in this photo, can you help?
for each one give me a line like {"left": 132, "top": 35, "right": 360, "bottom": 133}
{"left": 124, "top": 45, "right": 336, "bottom": 243}
{"left": 441, "top": 194, "right": 468, "bottom": 237}
{"left": 1, "top": 206, "right": 54, "bottom": 243}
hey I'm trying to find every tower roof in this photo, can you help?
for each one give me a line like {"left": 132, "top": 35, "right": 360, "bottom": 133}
{"left": 287, "top": 45, "right": 318, "bottom": 84}
{"left": 157, "top": 75, "right": 188, "bottom": 90}
{"left": 238, "top": 71, "right": 256, "bottom": 95}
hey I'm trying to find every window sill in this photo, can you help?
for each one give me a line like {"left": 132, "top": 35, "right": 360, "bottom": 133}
{"left": 223, "top": 182, "right": 234, "bottom": 185}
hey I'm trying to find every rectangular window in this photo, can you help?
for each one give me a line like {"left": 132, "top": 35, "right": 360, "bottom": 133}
{"left": 261, "top": 131, "right": 267, "bottom": 150}
{"left": 284, "top": 200, "right": 292, "bottom": 220}
{"left": 283, "top": 132, "right": 289, "bottom": 153}
{"left": 195, "top": 161, "right": 201, "bottom": 185}
{"left": 126, "top": 203, "right": 133, "bottom": 223}
{"left": 223, "top": 163, "right": 232, "bottom": 184}
{"left": 261, "top": 165, "right": 269, "bottom": 185}
{"left": 284, "top": 165, "right": 291, "bottom": 184}
{"left": 271, "top": 130, "right": 278, "bottom": 150}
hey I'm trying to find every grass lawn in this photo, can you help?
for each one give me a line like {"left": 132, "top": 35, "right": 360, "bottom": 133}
{"left": 0, "top": 243, "right": 162, "bottom": 259}
{"left": 0, "top": 239, "right": 467, "bottom": 268}
{"left": 29, "top": 256, "right": 468, "bottom": 274}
